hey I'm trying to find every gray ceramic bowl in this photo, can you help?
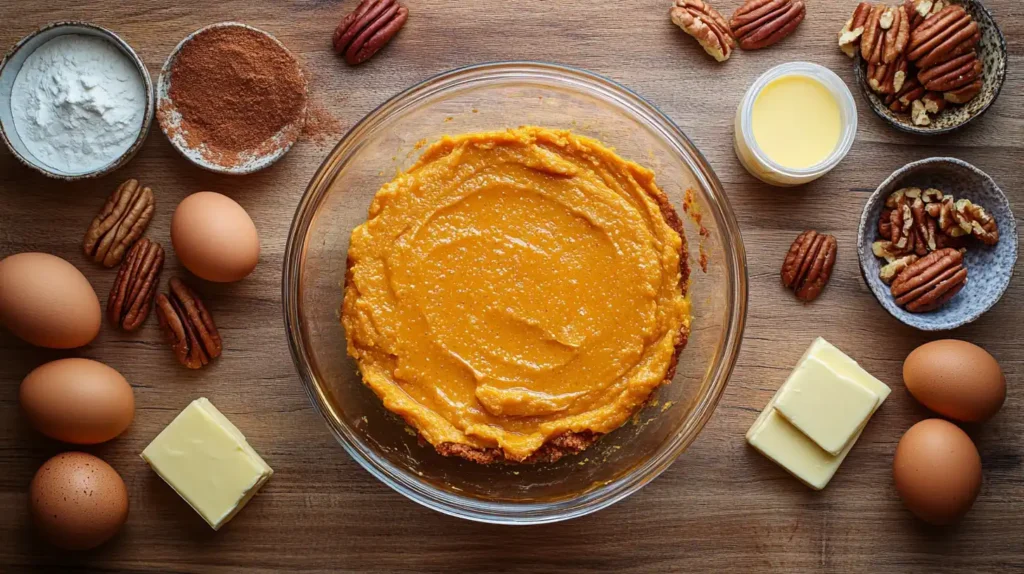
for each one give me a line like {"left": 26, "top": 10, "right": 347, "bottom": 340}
{"left": 0, "top": 21, "right": 154, "bottom": 180}
{"left": 156, "top": 22, "right": 308, "bottom": 175}
{"left": 858, "top": 157, "right": 1016, "bottom": 331}
{"left": 854, "top": 0, "right": 1007, "bottom": 135}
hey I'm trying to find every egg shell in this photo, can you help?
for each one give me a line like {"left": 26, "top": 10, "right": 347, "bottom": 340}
{"left": 21, "top": 358, "right": 135, "bottom": 444}
{"left": 0, "top": 253, "right": 100, "bottom": 348}
{"left": 29, "top": 452, "right": 129, "bottom": 550}
{"left": 171, "top": 191, "right": 260, "bottom": 282}
{"left": 904, "top": 340, "right": 1006, "bottom": 422}
{"left": 893, "top": 419, "right": 982, "bottom": 525}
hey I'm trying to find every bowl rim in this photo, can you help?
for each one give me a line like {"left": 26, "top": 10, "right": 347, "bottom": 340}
{"left": 0, "top": 21, "right": 154, "bottom": 180}
{"left": 154, "top": 21, "right": 308, "bottom": 175}
{"left": 852, "top": 0, "right": 1007, "bottom": 136}
{"left": 282, "top": 61, "right": 748, "bottom": 524}
{"left": 856, "top": 156, "right": 1017, "bottom": 330}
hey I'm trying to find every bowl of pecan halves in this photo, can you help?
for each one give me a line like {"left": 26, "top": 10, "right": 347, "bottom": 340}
{"left": 839, "top": 0, "right": 1006, "bottom": 134}
{"left": 858, "top": 157, "right": 1016, "bottom": 331}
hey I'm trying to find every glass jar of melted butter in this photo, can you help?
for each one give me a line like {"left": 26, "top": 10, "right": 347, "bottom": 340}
{"left": 734, "top": 62, "right": 858, "bottom": 187}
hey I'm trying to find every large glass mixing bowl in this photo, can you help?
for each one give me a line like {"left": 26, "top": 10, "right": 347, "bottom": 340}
{"left": 283, "top": 62, "right": 747, "bottom": 524}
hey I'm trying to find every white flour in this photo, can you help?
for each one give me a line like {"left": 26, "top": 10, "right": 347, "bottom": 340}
{"left": 10, "top": 34, "right": 146, "bottom": 174}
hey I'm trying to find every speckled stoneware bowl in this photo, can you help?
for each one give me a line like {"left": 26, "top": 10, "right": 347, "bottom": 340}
{"left": 854, "top": 0, "right": 1007, "bottom": 135}
{"left": 0, "top": 21, "right": 154, "bottom": 180}
{"left": 156, "top": 22, "right": 307, "bottom": 175}
{"left": 858, "top": 158, "right": 1016, "bottom": 331}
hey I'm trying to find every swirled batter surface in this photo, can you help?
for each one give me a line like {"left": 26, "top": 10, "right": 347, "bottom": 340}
{"left": 342, "top": 127, "right": 690, "bottom": 461}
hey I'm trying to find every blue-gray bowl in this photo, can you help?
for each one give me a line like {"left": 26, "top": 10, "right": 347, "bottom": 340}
{"left": 857, "top": 157, "right": 1016, "bottom": 331}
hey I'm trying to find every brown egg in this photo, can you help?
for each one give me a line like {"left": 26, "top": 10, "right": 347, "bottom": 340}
{"left": 0, "top": 253, "right": 100, "bottom": 348}
{"left": 171, "top": 191, "right": 260, "bottom": 282}
{"left": 893, "top": 419, "right": 982, "bottom": 525}
{"left": 29, "top": 452, "right": 129, "bottom": 550}
{"left": 21, "top": 358, "right": 135, "bottom": 444}
{"left": 904, "top": 340, "right": 1006, "bottom": 422}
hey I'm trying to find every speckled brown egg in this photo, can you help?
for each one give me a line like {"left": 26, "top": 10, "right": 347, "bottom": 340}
{"left": 0, "top": 253, "right": 101, "bottom": 348}
{"left": 904, "top": 340, "right": 1006, "bottom": 422}
{"left": 171, "top": 192, "right": 260, "bottom": 282}
{"left": 20, "top": 358, "right": 134, "bottom": 444}
{"left": 893, "top": 419, "right": 982, "bottom": 525}
{"left": 29, "top": 452, "right": 129, "bottom": 550}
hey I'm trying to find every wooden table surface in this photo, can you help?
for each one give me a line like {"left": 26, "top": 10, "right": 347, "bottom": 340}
{"left": 1, "top": 1, "right": 1022, "bottom": 572}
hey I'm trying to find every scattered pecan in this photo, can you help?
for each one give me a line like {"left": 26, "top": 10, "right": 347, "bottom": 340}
{"left": 839, "top": 2, "right": 872, "bottom": 58}
{"left": 333, "top": 0, "right": 409, "bottom": 65}
{"left": 155, "top": 277, "right": 222, "bottom": 369}
{"left": 729, "top": 0, "right": 805, "bottom": 51}
{"left": 781, "top": 230, "right": 838, "bottom": 302}
{"left": 907, "top": 5, "right": 979, "bottom": 67}
{"left": 107, "top": 238, "right": 164, "bottom": 331}
{"left": 83, "top": 179, "right": 155, "bottom": 268}
{"left": 891, "top": 248, "right": 967, "bottom": 312}
{"left": 671, "top": 0, "right": 737, "bottom": 62}
{"left": 953, "top": 199, "right": 999, "bottom": 246}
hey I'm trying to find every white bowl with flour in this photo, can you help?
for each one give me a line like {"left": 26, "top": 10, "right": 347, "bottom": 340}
{"left": 0, "top": 22, "right": 153, "bottom": 180}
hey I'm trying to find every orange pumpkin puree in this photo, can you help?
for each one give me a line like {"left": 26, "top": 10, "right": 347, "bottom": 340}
{"left": 342, "top": 126, "right": 690, "bottom": 461}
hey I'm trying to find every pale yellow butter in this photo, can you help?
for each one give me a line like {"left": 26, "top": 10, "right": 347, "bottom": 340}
{"left": 774, "top": 355, "right": 879, "bottom": 455}
{"left": 746, "top": 338, "right": 890, "bottom": 490}
{"left": 141, "top": 398, "right": 273, "bottom": 530}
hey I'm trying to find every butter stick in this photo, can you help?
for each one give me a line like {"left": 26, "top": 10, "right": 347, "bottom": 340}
{"left": 746, "top": 338, "right": 890, "bottom": 490}
{"left": 142, "top": 398, "right": 272, "bottom": 530}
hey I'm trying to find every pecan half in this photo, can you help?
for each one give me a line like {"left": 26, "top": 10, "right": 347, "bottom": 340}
{"left": 880, "top": 254, "right": 919, "bottom": 284}
{"left": 729, "top": 0, "right": 805, "bottom": 51}
{"left": 671, "top": 0, "right": 737, "bottom": 62}
{"left": 107, "top": 238, "right": 164, "bottom": 331}
{"left": 839, "top": 2, "right": 872, "bottom": 58}
{"left": 873, "top": 239, "right": 909, "bottom": 262}
{"left": 860, "top": 4, "right": 888, "bottom": 64}
{"left": 889, "top": 77, "right": 925, "bottom": 113}
{"left": 83, "top": 179, "right": 155, "bottom": 268}
{"left": 879, "top": 208, "right": 893, "bottom": 238}
{"left": 781, "top": 230, "right": 838, "bottom": 302}
{"left": 890, "top": 193, "right": 914, "bottom": 250}
{"left": 883, "top": 5, "right": 911, "bottom": 64}
{"left": 155, "top": 277, "right": 222, "bottom": 369}
{"left": 869, "top": 56, "right": 908, "bottom": 94}
{"left": 918, "top": 51, "right": 981, "bottom": 92}
{"left": 953, "top": 199, "right": 999, "bottom": 246}
{"left": 907, "top": 5, "right": 979, "bottom": 67}
{"left": 905, "top": 0, "right": 934, "bottom": 29}
{"left": 935, "top": 196, "right": 968, "bottom": 237}
{"left": 333, "top": 0, "right": 409, "bottom": 65}
{"left": 944, "top": 79, "right": 982, "bottom": 104}
{"left": 891, "top": 248, "right": 967, "bottom": 312}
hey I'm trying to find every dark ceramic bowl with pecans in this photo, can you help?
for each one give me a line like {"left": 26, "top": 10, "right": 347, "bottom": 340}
{"left": 857, "top": 157, "right": 1016, "bottom": 331}
{"left": 853, "top": 0, "right": 1006, "bottom": 135}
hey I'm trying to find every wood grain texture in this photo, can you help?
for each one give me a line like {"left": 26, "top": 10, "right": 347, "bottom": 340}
{"left": 1, "top": 1, "right": 1022, "bottom": 572}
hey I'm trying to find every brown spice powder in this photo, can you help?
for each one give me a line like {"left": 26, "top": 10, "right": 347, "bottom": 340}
{"left": 167, "top": 26, "right": 308, "bottom": 165}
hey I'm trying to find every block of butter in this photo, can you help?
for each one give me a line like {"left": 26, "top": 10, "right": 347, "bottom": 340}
{"left": 142, "top": 398, "right": 273, "bottom": 530}
{"left": 746, "top": 338, "right": 890, "bottom": 490}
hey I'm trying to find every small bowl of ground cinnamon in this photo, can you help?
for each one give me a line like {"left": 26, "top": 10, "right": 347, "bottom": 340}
{"left": 156, "top": 22, "right": 308, "bottom": 174}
